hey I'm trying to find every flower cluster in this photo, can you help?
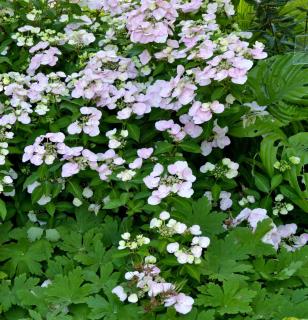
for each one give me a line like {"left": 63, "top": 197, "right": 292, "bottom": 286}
{"left": 67, "top": 107, "right": 102, "bottom": 137}
{"left": 126, "top": 0, "right": 178, "bottom": 44}
{"left": 201, "top": 120, "right": 231, "bottom": 156}
{"left": 144, "top": 161, "right": 196, "bottom": 204}
{"left": 112, "top": 256, "right": 194, "bottom": 314}
{"left": 229, "top": 208, "right": 308, "bottom": 251}
{"left": 22, "top": 132, "right": 65, "bottom": 166}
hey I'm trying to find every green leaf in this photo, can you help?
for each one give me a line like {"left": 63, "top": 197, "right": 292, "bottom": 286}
{"left": 271, "top": 174, "right": 283, "bottom": 189}
{"left": 127, "top": 123, "right": 140, "bottom": 142}
{"left": 46, "top": 202, "right": 56, "bottom": 216}
{"left": 67, "top": 179, "right": 83, "bottom": 199}
{"left": 197, "top": 310, "right": 215, "bottom": 320}
{"left": 229, "top": 116, "right": 284, "bottom": 138}
{"left": 45, "top": 267, "right": 98, "bottom": 305}
{"left": 191, "top": 198, "right": 226, "bottom": 236}
{"left": 260, "top": 133, "right": 286, "bottom": 177}
{"left": 103, "top": 193, "right": 129, "bottom": 209}
{"left": 182, "top": 264, "right": 201, "bottom": 282}
{"left": 0, "top": 56, "right": 12, "bottom": 66}
{"left": 179, "top": 141, "right": 201, "bottom": 153}
{"left": 0, "top": 240, "right": 52, "bottom": 276}
{"left": 254, "top": 172, "right": 271, "bottom": 193}
{"left": 0, "top": 199, "right": 7, "bottom": 220}
{"left": 154, "top": 141, "right": 174, "bottom": 155}
{"left": 248, "top": 53, "right": 308, "bottom": 105}
{"left": 197, "top": 280, "right": 257, "bottom": 315}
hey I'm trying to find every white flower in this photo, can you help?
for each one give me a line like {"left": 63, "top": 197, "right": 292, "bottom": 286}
{"left": 125, "top": 271, "right": 139, "bottom": 280}
{"left": 120, "top": 130, "right": 128, "bottom": 138}
{"left": 167, "top": 242, "right": 179, "bottom": 253}
{"left": 27, "top": 181, "right": 41, "bottom": 194}
{"left": 187, "top": 255, "right": 194, "bottom": 264}
{"left": 117, "top": 169, "right": 136, "bottom": 181}
{"left": 226, "top": 94, "right": 236, "bottom": 104}
{"left": 37, "top": 195, "right": 51, "bottom": 206}
{"left": 159, "top": 211, "right": 170, "bottom": 220}
{"left": 118, "top": 240, "right": 126, "bottom": 250}
{"left": 128, "top": 293, "right": 138, "bottom": 303}
{"left": 41, "top": 279, "right": 52, "bottom": 287}
{"left": 189, "top": 225, "right": 202, "bottom": 235}
{"left": 196, "top": 236, "right": 210, "bottom": 248}
{"left": 148, "top": 282, "right": 174, "bottom": 297}
{"left": 150, "top": 218, "right": 162, "bottom": 228}
{"left": 200, "top": 162, "right": 215, "bottom": 173}
{"left": 166, "top": 219, "right": 177, "bottom": 228}
{"left": 191, "top": 245, "right": 202, "bottom": 258}
{"left": 174, "top": 222, "right": 187, "bottom": 234}
{"left": 73, "top": 198, "right": 83, "bottom": 207}
{"left": 145, "top": 255, "right": 157, "bottom": 264}
{"left": 2, "top": 176, "right": 13, "bottom": 184}
{"left": 82, "top": 187, "right": 93, "bottom": 198}
{"left": 289, "top": 156, "right": 300, "bottom": 164}
{"left": 109, "top": 139, "right": 121, "bottom": 149}
{"left": 112, "top": 286, "right": 127, "bottom": 302}
{"left": 176, "top": 252, "right": 189, "bottom": 264}
{"left": 121, "top": 232, "right": 131, "bottom": 240}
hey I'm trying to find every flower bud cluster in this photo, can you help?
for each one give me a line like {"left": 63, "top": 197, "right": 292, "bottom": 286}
{"left": 118, "top": 232, "right": 150, "bottom": 250}
{"left": 274, "top": 156, "right": 301, "bottom": 172}
{"left": 200, "top": 157, "right": 239, "bottom": 179}
{"left": 238, "top": 195, "right": 255, "bottom": 206}
{"left": 273, "top": 194, "right": 294, "bottom": 216}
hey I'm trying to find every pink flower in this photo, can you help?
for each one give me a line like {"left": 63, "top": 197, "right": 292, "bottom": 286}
{"left": 144, "top": 161, "right": 195, "bottom": 204}
{"left": 27, "top": 47, "right": 61, "bottom": 75}
{"left": 61, "top": 162, "right": 80, "bottom": 177}
{"left": 188, "top": 101, "right": 224, "bottom": 124}
{"left": 164, "top": 293, "right": 194, "bottom": 314}
{"left": 180, "top": 0, "right": 202, "bottom": 13}
{"left": 137, "top": 148, "right": 153, "bottom": 159}
{"left": 126, "top": 0, "right": 178, "bottom": 44}
{"left": 68, "top": 107, "right": 102, "bottom": 137}
{"left": 129, "top": 157, "right": 143, "bottom": 169}
{"left": 148, "top": 282, "right": 174, "bottom": 297}
{"left": 139, "top": 50, "right": 151, "bottom": 65}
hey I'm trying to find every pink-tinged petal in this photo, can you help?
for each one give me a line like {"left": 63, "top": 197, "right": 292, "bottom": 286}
{"left": 61, "top": 162, "right": 80, "bottom": 177}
